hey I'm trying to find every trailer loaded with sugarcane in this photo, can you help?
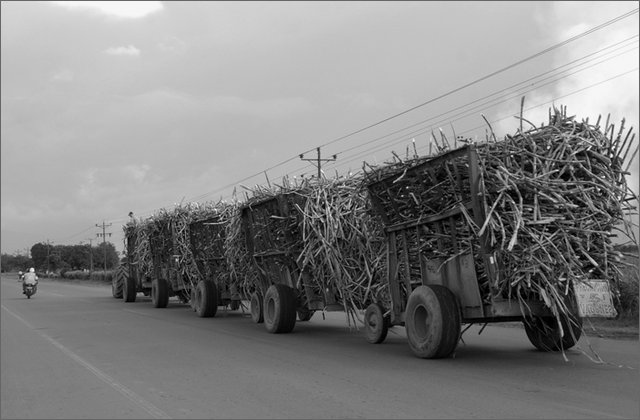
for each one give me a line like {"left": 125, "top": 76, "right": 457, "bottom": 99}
{"left": 240, "top": 190, "right": 335, "bottom": 332}
{"left": 188, "top": 213, "right": 243, "bottom": 317}
{"left": 238, "top": 177, "right": 387, "bottom": 333}
{"left": 121, "top": 214, "right": 191, "bottom": 306}
{"left": 120, "top": 203, "right": 244, "bottom": 314}
{"left": 362, "top": 108, "right": 635, "bottom": 358}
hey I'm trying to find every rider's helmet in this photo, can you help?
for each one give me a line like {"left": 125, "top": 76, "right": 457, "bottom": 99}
{"left": 29, "top": 267, "right": 35, "bottom": 273}
{"left": 18, "top": 271, "right": 23, "bottom": 276}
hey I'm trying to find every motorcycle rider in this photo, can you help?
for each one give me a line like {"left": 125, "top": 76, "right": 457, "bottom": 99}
{"left": 22, "top": 267, "right": 38, "bottom": 295}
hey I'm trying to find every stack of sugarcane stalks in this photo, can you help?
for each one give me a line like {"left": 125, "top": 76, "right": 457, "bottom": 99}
{"left": 124, "top": 201, "right": 232, "bottom": 290}
{"left": 224, "top": 202, "right": 260, "bottom": 298}
{"left": 188, "top": 202, "right": 238, "bottom": 293}
{"left": 296, "top": 176, "right": 387, "bottom": 326}
{"left": 476, "top": 107, "right": 637, "bottom": 318}
{"left": 363, "top": 105, "right": 638, "bottom": 322}
{"left": 123, "top": 220, "right": 153, "bottom": 278}
{"left": 229, "top": 175, "right": 388, "bottom": 326}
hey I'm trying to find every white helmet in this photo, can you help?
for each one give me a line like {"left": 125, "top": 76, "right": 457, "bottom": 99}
{"left": 29, "top": 267, "right": 35, "bottom": 273}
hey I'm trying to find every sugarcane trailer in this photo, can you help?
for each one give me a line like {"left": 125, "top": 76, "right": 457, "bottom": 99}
{"left": 121, "top": 219, "right": 191, "bottom": 307}
{"left": 188, "top": 215, "right": 243, "bottom": 317}
{"left": 240, "top": 191, "right": 343, "bottom": 333}
{"left": 363, "top": 144, "right": 616, "bottom": 359}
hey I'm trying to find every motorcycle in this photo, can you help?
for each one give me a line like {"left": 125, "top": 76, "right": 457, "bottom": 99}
{"left": 24, "top": 282, "right": 37, "bottom": 299}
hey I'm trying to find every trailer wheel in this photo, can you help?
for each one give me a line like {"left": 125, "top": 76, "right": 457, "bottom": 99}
{"left": 151, "top": 278, "right": 169, "bottom": 308}
{"left": 190, "top": 286, "right": 198, "bottom": 312}
{"left": 195, "top": 280, "right": 218, "bottom": 318}
{"left": 263, "top": 284, "right": 297, "bottom": 333}
{"left": 405, "top": 285, "right": 461, "bottom": 359}
{"left": 123, "top": 273, "right": 137, "bottom": 303}
{"left": 250, "top": 292, "right": 264, "bottom": 323}
{"left": 524, "top": 314, "right": 582, "bottom": 351}
{"left": 364, "top": 303, "right": 388, "bottom": 344}
{"left": 297, "top": 307, "right": 314, "bottom": 322}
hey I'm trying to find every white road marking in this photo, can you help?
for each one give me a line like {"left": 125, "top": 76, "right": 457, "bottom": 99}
{"left": 1, "top": 304, "right": 171, "bottom": 419}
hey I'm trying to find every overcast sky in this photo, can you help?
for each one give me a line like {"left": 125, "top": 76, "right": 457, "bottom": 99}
{"left": 1, "top": 1, "right": 638, "bottom": 256}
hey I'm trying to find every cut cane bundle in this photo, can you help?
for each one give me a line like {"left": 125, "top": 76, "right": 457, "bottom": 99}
{"left": 364, "top": 105, "right": 638, "bottom": 320}
{"left": 232, "top": 175, "right": 387, "bottom": 325}
{"left": 124, "top": 200, "right": 234, "bottom": 292}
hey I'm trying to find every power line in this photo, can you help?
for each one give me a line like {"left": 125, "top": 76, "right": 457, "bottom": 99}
{"left": 325, "top": 50, "right": 640, "bottom": 172}
{"left": 314, "top": 7, "right": 639, "bottom": 151}
{"left": 101, "top": 8, "right": 638, "bottom": 227}
{"left": 197, "top": 36, "right": 639, "bottom": 197}
{"left": 175, "top": 8, "right": 638, "bottom": 205}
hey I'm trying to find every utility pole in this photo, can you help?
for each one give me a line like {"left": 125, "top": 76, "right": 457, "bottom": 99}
{"left": 300, "top": 147, "right": 337, "bottom": 179}
{"left": 96, "top": 221, "right": 112, "bottom": 277}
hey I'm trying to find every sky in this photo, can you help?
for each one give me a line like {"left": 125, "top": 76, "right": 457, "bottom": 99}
{"left": 1, "top": 1, "right": 639, "bottom": 257}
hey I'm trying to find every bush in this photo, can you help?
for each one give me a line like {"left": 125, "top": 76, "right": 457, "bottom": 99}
{"left": 60, "top": 270, "right": 114, "bottom": 283}
{"left": 615, "top": 253, "right": 639, "bottom": 319}
{"left": 617, "top": 279, "right": 639, "bottom": 318}
{"left": 90, "top": 271, "right": 114, "bottom": 283}
{"left": 62, "top": 270, "right": 90, "bottom": 280}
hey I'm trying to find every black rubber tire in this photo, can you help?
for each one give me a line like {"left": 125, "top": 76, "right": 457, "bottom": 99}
{"left": 112, "top": 265, "right": 125, "bottom": 298}
{"left": 190, "top": 285, "right": 198, "bottom": 312}
{"left": 364, "top": 303, "right": 388, "bottom": 344}
{"left": 151, "top": 278, "right": 169, "bottom": 308}
{"left": 250, "top": 292, "right": 264, "bottom": 323}
{"left": 195, "top": 280, "right": 218, "bottom": 318}
{"left": 297, "top": 307, "right": 315, "bottom": 322}
{"left": 123, "top": 273, "right": 137, "bottom": 303}
{"left": 405, "top": 285, "right": 461, "bottom": 359}
{"left": 263, "top": 284, "right": 297, "bottom": 334}
{"left": 524, "top": 314, "right": 582, "bottom": 351}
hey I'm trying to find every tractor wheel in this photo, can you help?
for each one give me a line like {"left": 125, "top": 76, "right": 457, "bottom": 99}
{"left": 364, "top": 303, "right": 388, "bottom": 344}
{"left": 263, "top": 284, "right": 297, "bottom": 334}
{"left": 112, "top": 264, "right": 125, "bottom": 298}
{"left": 250, "top": 292, "right": 264, "bottom": 323}
{"left": 123, "top": 273, "right": 137, "bottom": 303}
{"left": 151, "top": 278, "right": 169, "bottom": 308}
{"left": 195, "top": 280, "right": 218, "bottom": 318}
{"left": 405, "top": 285, "right": 461, "bottom": 359}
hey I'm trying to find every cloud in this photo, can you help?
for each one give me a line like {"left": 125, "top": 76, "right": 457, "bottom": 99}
{"left": 157, "top": 36, "right": 188, "bottom": 54}
{"left": 206, "top": 95, "right": 313, "bottom": 119}
{"left": 104, "top": 45, "right": 140, "bottom": 56}
{"left": 51, "top": 68, "right": 74, "bottom": 83}
{"left": 51, "top": 1, "right": 163, "bottom": 19}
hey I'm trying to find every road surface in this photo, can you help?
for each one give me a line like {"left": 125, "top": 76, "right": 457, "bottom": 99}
{"left": 2, "top": 274, "right": 638, "bottom": 419}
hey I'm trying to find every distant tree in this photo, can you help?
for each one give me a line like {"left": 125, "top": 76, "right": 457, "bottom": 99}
{"left": 95, "top": 242, "right": 119, "bottom": 271}
{"left": 0, "top": 253, "right": 33, "bottom": 272}
{"left": 59, "top": 245, "right": 89, "bottom": 270}
{"left": 30, "top": 243, "right": 50, "bottom": 271}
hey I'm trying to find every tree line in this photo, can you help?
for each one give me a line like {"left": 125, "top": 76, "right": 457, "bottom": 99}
{"left": 1, "top": 242, "right": 120, "bottom": 274}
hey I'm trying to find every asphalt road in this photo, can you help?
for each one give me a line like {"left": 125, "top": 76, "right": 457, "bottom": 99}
{"left": 1, "top": 274, "right": 638, "bottom": 419}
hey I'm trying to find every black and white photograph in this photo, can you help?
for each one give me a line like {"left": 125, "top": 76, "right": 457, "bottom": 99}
{"left": 1, "top": 1, "right": 639, "bottom": 419}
